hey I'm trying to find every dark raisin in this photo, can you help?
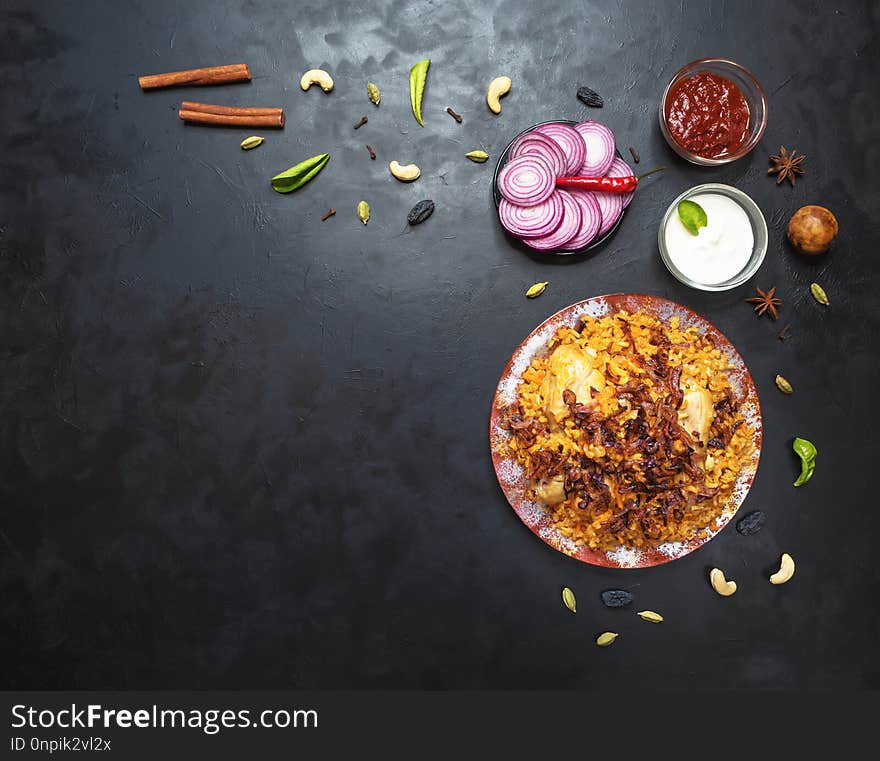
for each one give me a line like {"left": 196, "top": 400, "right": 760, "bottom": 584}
{"left": 736, "top": 510, "right": 766, "bottom": 536}
{"left": 407, "top": 199, "right": 434, "bottom": 225}
{"left": 576, "top": 86, "right": 604, "bottom": 108}
{"left": 601, "top": 590, "right": 634, "bottom": 608}
{"left": 707, "top": 438, "right": 725, "bottom": 449}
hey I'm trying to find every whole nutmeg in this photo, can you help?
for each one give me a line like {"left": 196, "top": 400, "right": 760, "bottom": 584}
{"left": 787, "top": 205, "right": 838, "bottom": 255}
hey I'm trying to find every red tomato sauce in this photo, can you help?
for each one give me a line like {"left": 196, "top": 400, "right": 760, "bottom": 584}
{"left": 664, "top": 72, "right": 751, "bottom": 159}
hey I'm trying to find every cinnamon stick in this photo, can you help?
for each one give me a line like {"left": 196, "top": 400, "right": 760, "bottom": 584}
{"left": 138, "top": 64, "right": 251, "bottom": 90}
{"left": 181, "top": 101, "right": 282, "bottom": 117}
{"left": 179, "top": 109, "right": 284, "bottom": 128}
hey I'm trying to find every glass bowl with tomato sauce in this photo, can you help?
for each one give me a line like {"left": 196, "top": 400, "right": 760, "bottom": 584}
{"left": 659, "top": 58, "right": 767, "bottom": 166}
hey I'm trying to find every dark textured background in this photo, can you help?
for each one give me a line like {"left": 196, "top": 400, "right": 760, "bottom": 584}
{"left": 1, "top": 0, "right": 878, "bottom": 689}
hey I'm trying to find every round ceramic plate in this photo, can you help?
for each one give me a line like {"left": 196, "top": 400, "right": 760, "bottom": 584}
{"left": 492, "top": 120, "right": 627, "bottom": 256}
{"left": 489, "top": 293, "right": 762, "bottom": 569}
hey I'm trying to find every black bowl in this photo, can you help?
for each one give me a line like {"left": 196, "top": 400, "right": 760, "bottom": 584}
{"left": 492, "top": 119, "right": 626, "bottom": 256}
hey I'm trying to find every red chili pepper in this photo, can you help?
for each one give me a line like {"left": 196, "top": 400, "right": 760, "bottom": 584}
{"left": 554, "top": 167, "right": 665, "bottom": 194}
{"left": 555, "top": 176, "right": 637, "bottom": 193}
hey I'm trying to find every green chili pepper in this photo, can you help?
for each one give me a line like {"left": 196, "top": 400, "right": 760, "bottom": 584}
{"left": 270, "top": 153, "right": 330, "bottom": 194}
{"left": 792, "top": 437, "right": 817, "bottom": 487}
{"left": 409, "top": 59, "right": 430, "bottom": 127}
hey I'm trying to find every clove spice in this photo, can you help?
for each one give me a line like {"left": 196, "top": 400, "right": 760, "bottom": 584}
{"left": 629, "top": 146, "right": 640, "bottom": 164}
{"left": 446, "top": 107, "right": 462, "bottom": 123}
{"left": 365, "top": 144, "right": 376, "bottom": 160}
{"left": 777, "top": 323, "right": 791, "bottom": 342}
{"left": 321, "top": 208, "right": 336, "bottom": 222}
{"left": 353, "top": 115, "right": 368, "bottom": 130}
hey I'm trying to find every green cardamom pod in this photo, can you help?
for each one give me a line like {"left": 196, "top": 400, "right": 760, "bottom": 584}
{"left": 357, "top": 200, "right": 370, "bottom": 225}
{"left": 367, "top": 82, "right": 381, "bottom": 106}
{"left": 775, "top": 375, "right": 793, "bottom": 394}
{"left": 810, "top": 282, "right": 829, "bottom": 306}
{"left": 596, "top": 632, "right": 619, "bottom": 647}
{"left": 465, "top": 150, "right": 489, "bottom": 163}
{"left": 637, "top": 610, "right": 664, "bottom": 623}
{"left": 270, "top": 153, "right": 330, "bottom": 194}
{"left": 240, "top": 135, "right": 264, "bottom": 150}
{"left": 561, "top": 586, "right": 576, "bottom": 613}
{"left": 525, "top": 282, "right": 548, "bottom": 298}
{"left": 409, "top": 59, "right": 430, "bottom": 127}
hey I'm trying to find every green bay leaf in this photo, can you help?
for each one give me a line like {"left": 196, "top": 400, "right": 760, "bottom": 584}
{"left": 409, "top": 59, "right": 430, "bottom": 127}
{"left": 677, "top": 199, "right": 708, "bottom": 236}
{"left": 271, "top": 153, "right": 330, "bottom": 194}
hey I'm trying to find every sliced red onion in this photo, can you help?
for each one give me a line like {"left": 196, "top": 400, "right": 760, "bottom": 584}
{"left": 496, "top": 154, "right": 555, "bottom": 205}
{"left": 564, "top": 191, "right": 603, "bottom": 249}
{"left": 531, "top": 122, "right": 586, "bottom": 175}
{"left": 508, "top": 131, "right": 567, "bottom": 177}
{"left": 594, "top": 186, "right": 625, "bottom": 237}
{"left": 521, "top": 190, "right": 583, "bottom": 251}
{"left": 498, "top": 193, "right": 564, "bottom": 239}
{"left": 574, "top": 121, "right": 616, "bottom": 176}
{"left": 607, "top": 156, "right": 635, "bottom": 208}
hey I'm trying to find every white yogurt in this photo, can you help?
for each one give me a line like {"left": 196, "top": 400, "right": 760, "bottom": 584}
{"left": 664, "top": 193, "right": 754, "bottom": 285}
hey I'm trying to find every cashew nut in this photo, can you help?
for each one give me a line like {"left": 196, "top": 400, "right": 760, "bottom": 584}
{"left": 709, "top": 568, "right": 737, "bottom": 597}
{"left": 770, "top": 552, "right": 796, "bottom": 585}
{"left": 486, "top": 76, "right": 511, "bottom": 114}
{"left": 388, "top": 160, "right": 420, "bottom": 182}
{"left": 300, "top": 69, "right": 334, "bottom": 93}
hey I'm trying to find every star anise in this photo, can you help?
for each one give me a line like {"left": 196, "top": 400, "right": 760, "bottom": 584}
{"left": 768, "top": 146, "right": 806, "bottom": 186}
{"left": 745, "top": 286, "right": 782, "bottom": 320}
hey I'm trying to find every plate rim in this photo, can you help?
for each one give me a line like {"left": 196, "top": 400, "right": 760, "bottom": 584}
{"left": 489, "top": 293, "right": 763, "bottom": 569}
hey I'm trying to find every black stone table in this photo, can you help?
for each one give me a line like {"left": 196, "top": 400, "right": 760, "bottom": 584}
{"left": 1, "top": 0, "right": 877, "bottom": 688}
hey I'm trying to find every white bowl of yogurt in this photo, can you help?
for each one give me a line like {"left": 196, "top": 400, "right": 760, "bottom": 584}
{"left": 658, "top": 183, "right": 767, "bottom": 291}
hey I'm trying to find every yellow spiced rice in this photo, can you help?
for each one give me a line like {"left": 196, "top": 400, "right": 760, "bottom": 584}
{"left": 503, "top": 309, "right": 754, "bottom": 551}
